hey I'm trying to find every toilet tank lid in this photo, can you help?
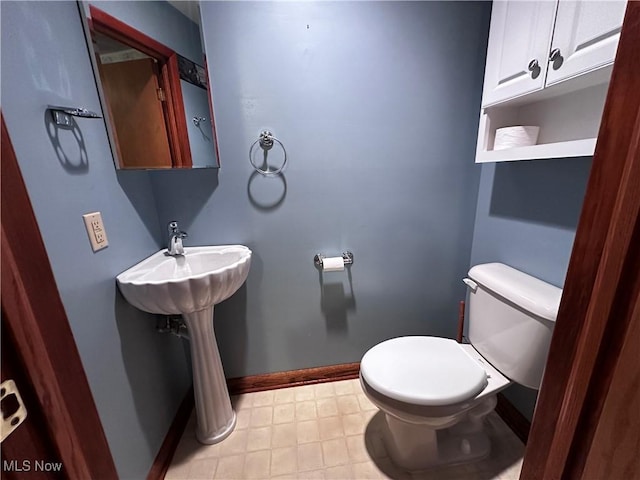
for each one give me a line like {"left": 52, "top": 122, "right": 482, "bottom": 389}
{"left": 468, "top": 263, "right": 562, "bottom": 322}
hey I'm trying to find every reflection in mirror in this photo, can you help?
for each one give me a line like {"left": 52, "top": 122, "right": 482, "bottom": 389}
{"left": 80, "top": 1, "right": 219, "bottom": 169}
{"left": 94, "top": 32, "right": 175, "bottom": 168}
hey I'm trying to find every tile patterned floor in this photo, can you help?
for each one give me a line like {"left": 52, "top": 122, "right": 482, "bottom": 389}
{"left": 165, "top": 379, "right": 524, "bottom": 480}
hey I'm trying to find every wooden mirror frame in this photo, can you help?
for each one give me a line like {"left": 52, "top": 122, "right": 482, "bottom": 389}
{"left": 88, "top": 5, "right": 193, "bottom": 168}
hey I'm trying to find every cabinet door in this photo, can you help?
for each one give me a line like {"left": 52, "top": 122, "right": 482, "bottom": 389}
{"left": 481, "top": 1, "right": 557, "bottom": 107}
{"left": 546, "top": 1, "right": 627, "bottom": 86}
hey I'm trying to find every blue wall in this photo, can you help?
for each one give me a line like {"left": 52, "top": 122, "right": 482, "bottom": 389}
{"left": 469, "top": 157, "right": 593, "bottom": 418}
{"left": 1, "top": 2, "right": 190, "bottom": 478}
{"left": 149, "top": 1, "right": 492, "bottom": 377}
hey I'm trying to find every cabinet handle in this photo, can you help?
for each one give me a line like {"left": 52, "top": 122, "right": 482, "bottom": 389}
{"left": 528, "top": 59, "right": 540, "bottom": 79}
{"left": 549, "top": 48, "right": 564, "bottom": 70}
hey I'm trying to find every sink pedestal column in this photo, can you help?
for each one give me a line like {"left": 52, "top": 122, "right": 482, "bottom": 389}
{"left": 182, "top": 306, "right": 235, "bottom": 444}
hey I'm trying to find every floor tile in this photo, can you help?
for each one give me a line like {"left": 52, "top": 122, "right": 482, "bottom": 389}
{"left": 167, "top": 379, "right": 524, "bottom": 480}
{"left": 297, "top": 442, "right": 324, "bottom": 472}
{"left": 296, "top": 420, "right": 320, "bottom": 444}
{"left": 323, "top": 464, "right": 352, "bottom": 479}
{"left": 273, "top": 388, "right": 295, "bottom": 404}
{"left": 246, "top": 426, "right": 272, "bottom": 452}
{"left": 316, "top": 398, "right": 339, "bottom": 418}
{"left": 235, "top": 408, "right": 251, "bottom": 430}
{"left": 346, "top": 434, "right": 371, "bottom": 463}
{"left": 295, "top": 401, "right": 318, "bottom": 421}
{"left": 214, "top": 454, "right": 244, "bottom": 479}
{"left": 336, "top": 394, "right": 360, "bottom": 415}
{"left": 186, "top": 457, "right": 217, "bottom": 480}
{"left": 294, "top": 385, "right": 316, "bottom": 402}
{"left": 333, "top": 379, "right": 357, "bottom": 396}
{"left": 250, "top": 406, "right": 273, "bottom": 427}
{"left": 272, "top": 423, "right": 297, "bottom": 448}
{"left": 318, "top": 416, "right": 343, "bottom": 441}
{"left": 252, "top": 390, "right": 275, "bottom": 407}
{"left": 165, "top": 460, "right": 191, "bottom": 480}
{"left": 342, "top": 412, "right": 367, "bottom": 436}
{"left": 244, "top": 450, "right": 270, "bottom": 479}
{"left": 357, "top": 393, "right": 377, "bottom": 411}
{"left": 314, "top": 382, "right": 335, "bottom": 399}
{"left": 220, "top": 429, "right": 248, "bottom": 456}
{"left": 273, "top": 403, "right": 295, "bottom": 424}
{"left": 352, "top": 460, "right": 383, "bottom": 479}
{"left": 270, "top": 446, "right": 297, "bottom": 476}
{"left": 321, "top": 438, "right": 349, "bottom": 467}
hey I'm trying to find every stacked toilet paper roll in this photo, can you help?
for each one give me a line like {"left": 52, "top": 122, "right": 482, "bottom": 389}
{"left": 494, "top": 126, "right": 540, "bottom": 150}
{"left": 322, "top": 256, "right": 345, "bottom": 272}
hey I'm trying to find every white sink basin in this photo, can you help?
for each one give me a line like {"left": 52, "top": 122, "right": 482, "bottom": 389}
{"left": 116, "top": 244, "right": 252, "bottom": 445}
{"left": 117, "top": 245, "right": 251, "bottom": 315}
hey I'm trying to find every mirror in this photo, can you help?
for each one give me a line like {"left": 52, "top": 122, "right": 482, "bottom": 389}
{"left": 80, "top": 1, "right": 219, "bottom": 169}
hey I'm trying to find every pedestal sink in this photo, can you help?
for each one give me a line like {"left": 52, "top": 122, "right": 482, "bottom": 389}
{"left": 116, "top": 245, "right": 251, "bottom": 444}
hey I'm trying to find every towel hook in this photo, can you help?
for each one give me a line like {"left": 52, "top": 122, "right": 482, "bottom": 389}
{"left": 249, "top": 130, "right": 287, "bottom": 176}
{"left": 192, "top": 116, "right": 207, "bottom": 127}
{"left": 48, "top": 105, "right": 102, "bottom": 128}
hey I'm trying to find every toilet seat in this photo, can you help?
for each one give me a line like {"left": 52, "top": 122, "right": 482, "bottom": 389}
{"left": 360, "top": 336, "right": 488, "bottom": 406}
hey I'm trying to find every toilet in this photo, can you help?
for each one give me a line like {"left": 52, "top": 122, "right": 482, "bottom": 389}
{"left": 359, "top": 263, "right": 562, "bottom": 471}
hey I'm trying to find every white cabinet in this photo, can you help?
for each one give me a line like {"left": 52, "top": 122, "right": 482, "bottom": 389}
{"left": 476, "top": 0, "right": 627, "bottom": 163}
{"left": 481, "top": 2, "right": 556, "bottom": 107}
{"left": 546, "top": 1, "right": 627, "bottom": 86}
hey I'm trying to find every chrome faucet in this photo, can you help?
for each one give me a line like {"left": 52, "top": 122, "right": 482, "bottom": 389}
{"left": 167, "top": 221, "right": 188, "bottom": 256}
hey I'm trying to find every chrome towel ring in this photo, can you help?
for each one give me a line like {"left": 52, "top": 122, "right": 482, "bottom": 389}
{"left": 249, "top": 130, "right": 287, "bottom": 176}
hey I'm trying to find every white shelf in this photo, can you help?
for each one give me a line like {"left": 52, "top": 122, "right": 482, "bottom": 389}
{"left": 475, "top": 82, "right": 607, "bottom": 163}
{"left": 476, "top": 138, "right": 596, "bottom": 163}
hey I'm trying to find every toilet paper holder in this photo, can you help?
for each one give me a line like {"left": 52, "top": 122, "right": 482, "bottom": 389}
{"left": 314, "top": 251, "right": 354, "bottom": 268}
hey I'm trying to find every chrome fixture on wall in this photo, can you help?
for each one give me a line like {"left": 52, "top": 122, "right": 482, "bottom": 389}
{"left": 314, "top": 252, "right": 354, "bottom": 268}
{"left": 192, "top": 116, "right": 207, "bottom": 127}
{"left": 48, "top": 105, "right": 102, "bottom": 127}
{"left": 249, "top": 130, "right": 287, "bottom": 176}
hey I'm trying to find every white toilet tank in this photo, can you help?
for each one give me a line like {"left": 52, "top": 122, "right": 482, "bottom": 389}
{"left": 465, "top": 263, "right": 562, "bottom": 389}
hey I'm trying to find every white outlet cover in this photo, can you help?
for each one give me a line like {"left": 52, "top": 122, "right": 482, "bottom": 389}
{"left": 82, "top": 212, "right": 109, "bottom": 252}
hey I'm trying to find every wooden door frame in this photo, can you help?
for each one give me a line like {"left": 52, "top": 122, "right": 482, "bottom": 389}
{"left": 521, "top": 3, "right": 640, "bottom": 479}
{"left": 1, "top": 115, "right": 118, "bottom": 479}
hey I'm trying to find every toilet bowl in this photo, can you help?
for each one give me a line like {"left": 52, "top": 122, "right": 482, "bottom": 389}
{"left": 360, "top": 263, "right": 561, "bottom": 472}
{"left": 360, "top": 337, "right": 511, "bottom": 470}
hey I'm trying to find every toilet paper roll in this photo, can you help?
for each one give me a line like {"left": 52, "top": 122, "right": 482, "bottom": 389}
{"left": 494, "top": 126, "right": 540, "bottom": 150}
{"left": 322, "top": 256, "right": 345, "bottom": 272}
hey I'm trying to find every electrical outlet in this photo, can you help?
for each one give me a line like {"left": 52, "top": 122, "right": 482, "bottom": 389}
{"left": 82, "top": 212, "right": 109, "bottom": 252}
